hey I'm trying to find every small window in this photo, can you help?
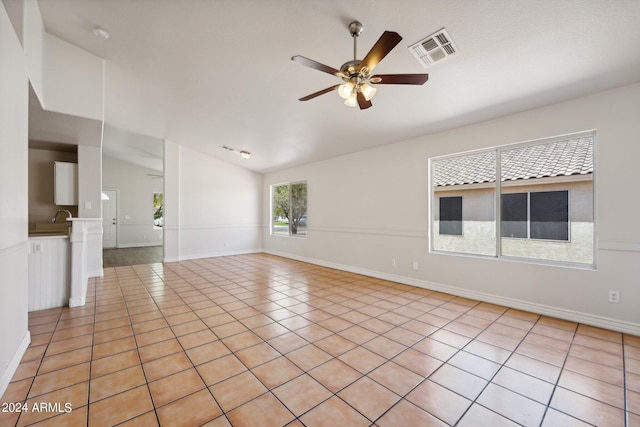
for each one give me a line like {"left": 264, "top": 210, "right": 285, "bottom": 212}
{"left": 530, "top": 191, "right": 568, "bottom": 241}
{"left": 501, "top": 191, "right": 569, "bottom": 241}
{"left": 501, "top": 193, "right": 527, "bottom": 238}
{"left": 271, "top": 181, "right": 307, "bottom": 237}
{"left": 439, "top": 196, "right": 462, "bottom": 235}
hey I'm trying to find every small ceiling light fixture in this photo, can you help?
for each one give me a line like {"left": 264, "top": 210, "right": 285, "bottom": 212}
{"left": 93, "top": 26, "right": 110, "bottom": 40}
{"left": 221, "top": 145, "right": 252, "bottom": 159}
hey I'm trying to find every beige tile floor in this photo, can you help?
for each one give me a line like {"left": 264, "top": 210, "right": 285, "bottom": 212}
{"left": 1, "top": 253, "right": 639, "bottom": 426}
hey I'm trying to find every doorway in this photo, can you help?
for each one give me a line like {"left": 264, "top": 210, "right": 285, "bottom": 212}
{"left": 102, "top": 189, "right": 117, "bottom": 249}
{"left": 101, "top": 124, "right": 164, "bottom": 265}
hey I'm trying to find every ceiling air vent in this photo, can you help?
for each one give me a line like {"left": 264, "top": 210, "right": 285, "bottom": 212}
{"left": 408, "top": 28, "right": 458, "bottom": 68}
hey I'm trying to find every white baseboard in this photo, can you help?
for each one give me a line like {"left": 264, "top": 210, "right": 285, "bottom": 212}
{"left": 68, "top": 297, "right": 86, "bottom": 308}
{"left": 163, "top": 248, "right": 261, "bottom": 264}
{"left": 88, "top": 268, "right": 103, "bottom": 278}
{"left": 264, "top": 250, "right": 640, "bottom": 336}
{"left": 115, "top": 243, "right": 163, "bottom": 249}
{"left": 0, "top": 331, "right": 30, "bottom": 400}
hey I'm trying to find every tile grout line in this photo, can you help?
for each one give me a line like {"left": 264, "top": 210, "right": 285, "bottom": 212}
{"left": 622, "top": 334, "right": 628, "bottom": 427}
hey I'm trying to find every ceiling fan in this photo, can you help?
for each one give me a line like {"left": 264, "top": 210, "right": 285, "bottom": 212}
{"left": 291, "top": 21, "right": 429, "bottom": 110}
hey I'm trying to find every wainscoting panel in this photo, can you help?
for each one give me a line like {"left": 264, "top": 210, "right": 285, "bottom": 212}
{"left": 27, "top": 236, "right": 70, "bottom": 311}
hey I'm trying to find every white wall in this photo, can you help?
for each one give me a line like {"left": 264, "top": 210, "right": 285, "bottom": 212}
{"left": 102, "top": 155, "right": 163, "bottom": 248}
{"left": 42, "top": 32, "right": 103, "bottom": 121}
{"left": 164, "top": 141, "right": 262, "bottom": 261}
{"left": 263, "top": 82, "right": 640, "bottom": 334}
{"left": 21, "top": 0, "right": 103, "bottom": 122}
{"left": 22, "top": 0, "right": 44, "bottom": 100}
{"left": 77, "top": 145, "right": 103, "bottom": 278}
{"left": 0, "top": 1, "right": 30, "bottom": 399}
{"left": 28, "top": 148, "right": 78, "bottom": 228}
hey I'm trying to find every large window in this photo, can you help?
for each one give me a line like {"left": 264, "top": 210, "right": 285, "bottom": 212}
{"left": 271, "top": 181, "right": 307, "bottom": 237}
{"left": 431, "top": 131, "right": 594, "bottom": 266}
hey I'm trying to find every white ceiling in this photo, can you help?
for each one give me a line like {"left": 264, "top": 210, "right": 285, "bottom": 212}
{"left": 36, "top": 0, "right": 640, "bottom": 173}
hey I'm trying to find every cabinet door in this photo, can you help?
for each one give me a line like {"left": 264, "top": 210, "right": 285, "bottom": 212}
{"left": 54, "top": 161, "right": 78, "bottom": 205}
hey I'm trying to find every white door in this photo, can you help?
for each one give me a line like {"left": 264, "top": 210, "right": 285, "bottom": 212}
{"left": 102, "top": 189, "right": 117, "bottom": 249}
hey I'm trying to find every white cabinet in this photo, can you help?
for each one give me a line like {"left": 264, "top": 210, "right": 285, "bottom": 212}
{"left": 54, "top": 161, "right": 78, "bottom": 205}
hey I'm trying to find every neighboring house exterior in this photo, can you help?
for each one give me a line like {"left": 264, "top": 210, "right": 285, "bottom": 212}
{"left": 432, "top": 136, "right": 594, "bottom": 264}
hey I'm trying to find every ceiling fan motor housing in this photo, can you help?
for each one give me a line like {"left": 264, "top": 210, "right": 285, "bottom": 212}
{"left": 340, "top": 60, "right": 362, "bottom": 77}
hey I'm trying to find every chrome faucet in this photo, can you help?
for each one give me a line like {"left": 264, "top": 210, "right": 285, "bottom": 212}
{"left": 51, "top": 209, "right": 73, "bottom": 224}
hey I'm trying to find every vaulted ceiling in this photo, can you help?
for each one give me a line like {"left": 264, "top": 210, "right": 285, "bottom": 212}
{"left": 36, "top": 0, "right": 640, "bottom": 173}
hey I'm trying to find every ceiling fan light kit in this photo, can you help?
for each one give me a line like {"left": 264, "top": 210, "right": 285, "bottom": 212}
{"left": 292, "top": 21, "right": 429, "bottom": 110}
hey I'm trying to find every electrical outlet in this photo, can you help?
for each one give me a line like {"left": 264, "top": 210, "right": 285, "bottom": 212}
{"left": 412, "top": 261, "right": 419, "bottom": 271}
{"left": 391, "top": 259, "right": 396, "bottom": 267}
{"left": 608, "top": 290, "right": 620, "bottom": 304}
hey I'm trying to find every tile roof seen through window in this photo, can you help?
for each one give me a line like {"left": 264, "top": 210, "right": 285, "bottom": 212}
{"left": 433, "top": 136, "right": 593, "bottom": 187}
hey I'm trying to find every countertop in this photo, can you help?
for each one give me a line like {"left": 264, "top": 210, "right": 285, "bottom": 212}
{"left": 28, "top": 232, "right": 70, "bottom": 239}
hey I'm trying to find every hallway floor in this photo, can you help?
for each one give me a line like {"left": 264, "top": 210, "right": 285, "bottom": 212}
{"left": 2, "top": 253, "right": 639, "bottom": 426}
{"left": 103, "top": 246, "right": 163, "bottom": 268}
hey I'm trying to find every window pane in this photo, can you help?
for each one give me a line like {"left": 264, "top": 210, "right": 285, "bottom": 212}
{"left": 439, "top": 197, "right": 462, "bottom": 235}
{"left": 272, "top": 184, "right": 290, "bottom": 236}
{"left": 432, "top": 151, "right": 496, "bottom": 256}
{"left": 530, "top": 191, "right": 568, "bottom": 240}
{"left": 271, "top": 182, "right": 308, "bottom": 237}
{"left": 501, "top": 193, "right": 527, "bottom": 238}
{"left": 290, "top": 182, "right": 307, "bottom": 236}
{"left": 500, "top": 135, "right": 593, "bottom": 264}
{"left": 153, "top": 192, "right": 164, "bottom": 229}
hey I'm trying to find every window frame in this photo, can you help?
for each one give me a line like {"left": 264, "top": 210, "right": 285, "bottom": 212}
{"left": 429, "top": 130, "right": 596, "bottom": 268}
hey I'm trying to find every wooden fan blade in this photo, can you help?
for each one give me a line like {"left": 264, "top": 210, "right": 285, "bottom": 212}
{"left": 357, "top": 31, "right": 402, "bottom": 73}
{"left": 356, "top": 91, "right": 372, "bottom": 110}
{"left": 291, "top": 55, "right": 343, "bottom": 77}
{"left": 371, "top": 74, "right": 429, "bottom": 85}
{"left": 299, "top": 85, "right": 340, "bottom": 101}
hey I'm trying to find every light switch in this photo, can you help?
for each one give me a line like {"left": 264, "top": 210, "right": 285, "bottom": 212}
{"left": 84, "top": 201, "right": 92, "bottom": 209}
